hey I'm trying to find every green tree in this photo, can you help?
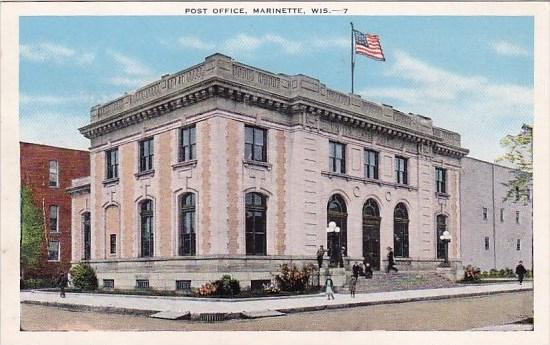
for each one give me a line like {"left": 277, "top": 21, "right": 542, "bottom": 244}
{"left": 496, "top": 124, "right": 532, "bottom": 204}
{"left": 20, "top": 185, "right": 44, "bottom": 279}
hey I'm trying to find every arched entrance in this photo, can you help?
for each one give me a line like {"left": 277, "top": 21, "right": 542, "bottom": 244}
{"left": 363, "top": 199, "right": 381, "bottom": 270}
{"left": 393, "top": 203, "right": 409, "bottom": 258}
{"left": 327, "top": 194, "right": 347, "bottom": 266}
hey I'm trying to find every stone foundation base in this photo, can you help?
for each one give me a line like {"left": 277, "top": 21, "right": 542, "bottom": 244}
{"left": 81, "top": 255, "right": 320, "bottom": 290}
{"left": 78, "top": 256, "right": 463, "bottom": 291}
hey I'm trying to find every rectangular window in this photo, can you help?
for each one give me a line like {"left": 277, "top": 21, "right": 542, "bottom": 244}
{"left": 110, "top": 234, "right": 117, "bottom": 255}
{"left": 395, "top": 156, "right": 408, "bottom": 185}
{"left": 484, "top": 237, "right": 490, "bottom": 251}
{"left": 179, "top": 126, "right": 197, "bottom": 162}
{"left": 103, "top": 279, "right": 114, "bottom": 288}
{"left": 500, "top": 208, "right": 504, "bottom": 222}
{"left": 482, "top": 207, "right": 488, "bottom": 220}
{"left": 435, "top": 168, "right": 447, "bottom": 193}
{"left": 516, "top": 239, "right": 521, "bottom": 251}
{"left": 47, "top": 240, "right": 60, "bottom": 261}
{"left": 244, "top": 126, "right": 267, "bottom": 162}
{"left": 49, "top": 205, "right": 59, "bottom": 232}
{"left": 136, "top": 279, "right": 150, "bottom": 289}
{"left": 105, "top": 149, "right": 119, "bottom": 179}
{"left": 329, "top": 141, "right": 346, "bottom": 174}
{"left": 139, "top": 138, "right": 154, "bottom": 172}
{"left": 176, "top": 280, "right": 192, "bottom": 291}
{"left": 364, "top": 149, "right": 378, "bottom": 179}
{"left": 516, "top": 211, "right": 520, "bottom": 224}
{"left": 48, "top": 160, "right": 59, "bottom": 187}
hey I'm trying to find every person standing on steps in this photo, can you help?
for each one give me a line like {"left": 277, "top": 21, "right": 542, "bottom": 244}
{"left": 325, "top": 275, "right": 335, "bottom": 300}
{"left": 316, "top": 245, "right": 327, "bottom": 270}
{"left": 386, "top": 247, "right": 398, "bottom": 274}
{"left": 515, "top": 260, "right": 528, "bottom": 285}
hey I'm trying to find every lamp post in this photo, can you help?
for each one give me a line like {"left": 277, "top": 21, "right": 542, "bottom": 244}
{"left": 439, "top": 230, "right": 452, "bottom": 267}
{"left": 326, "top": 221, "right": 340, "bottom": 267}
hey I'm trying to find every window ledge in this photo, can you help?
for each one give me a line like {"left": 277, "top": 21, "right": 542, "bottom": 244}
{"left": 243, "top": 159, "right": 272, "bottom": 170}
{"left": 322, "top": 171, "right": 418, "bottom": 191}
{"left": 135, "top": 169, "right": 155, "bottom": 179}
{"left": 436, "top": 192, "right": 450, "bottom": 199}
{"left": 172, "top": 159, "right": 197, "bottom": 170}
{"left": 103, "top": 177, "right": 120, "bottom": 186}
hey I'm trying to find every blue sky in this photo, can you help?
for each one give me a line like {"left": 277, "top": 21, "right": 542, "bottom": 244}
{"left": 20, "top": 16, "right": 533, "bottom": 162}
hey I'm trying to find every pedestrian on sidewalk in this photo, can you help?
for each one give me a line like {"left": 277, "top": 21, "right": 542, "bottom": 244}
{"left": 515, "top": 261, "right": 527, "bottom": 285}
{"left": 316, "top": 245, "right": 327, "bottom": 270}
{"left": 386, "top": 247, "right": 398, "bottom": 274}
{"left": 324, "top": 275, "right": 335, "bottom": 300}
{"left": 56, "top": 269, "right": 68, "bottom": 298}
{"left": 349, "top": 276, "right": 357, "bottom": 298}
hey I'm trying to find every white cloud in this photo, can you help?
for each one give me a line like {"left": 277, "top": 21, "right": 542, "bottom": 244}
{"left": 222, "top": 33, "right": 303, "bottom": 56}
{"left": 312, "top": 37, "right": 348, "bottom": 49}
{"left": 20, "top": 42, "right": 95, "bottom": 65}
{"left": 20, "top": 111, "right": 89, "bottom": 150}
{"left": 491, "top": 40, "right": 529, "bottom": 57}
{"left": 106, "top": 51, "right": 158, "bottom": 89}
{"left": 177, "top": 36, "right": 215, "bottom": 50}
{"left": 20, "top": 92, "right": 120, "bottom": 106}
{"left": 359, "top": 50, "right": 533, "bottom": 162}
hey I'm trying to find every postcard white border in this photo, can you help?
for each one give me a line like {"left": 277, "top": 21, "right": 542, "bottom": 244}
{"left": 1, "top": 2, "right": 549, "bottom": 345}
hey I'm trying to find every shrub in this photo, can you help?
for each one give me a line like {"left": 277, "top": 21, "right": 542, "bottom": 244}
{"left": 70, "top": 263, "right": 98, "bottom": 290}
{"left": 198, "top": 282, "right": 217, "bottom": 296}
{"left": 215, "top": 275, "right": 241, "bottom": 296}
{"left": 263, "top": 281, "right": 281, "bottom": 294}
{"left": 198, "top": 275, "right": 241, "bottom": 297}
{"left": 275, "top": 263, "right": 315, "bottom": 292}
{"left": 463, "top": 265, "right": 481, "bottom": 281}
{"left": 21, "top": 278, "right": 57, "bottom": 289}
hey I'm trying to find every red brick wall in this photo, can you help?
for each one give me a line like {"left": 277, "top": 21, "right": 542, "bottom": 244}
{"left": 20, "top": 142, "right": 90, "bottom": 278}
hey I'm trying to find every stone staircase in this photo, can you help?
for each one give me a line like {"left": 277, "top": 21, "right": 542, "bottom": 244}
{"left": 343, "top": 271, "right": 458, "bottom": 293}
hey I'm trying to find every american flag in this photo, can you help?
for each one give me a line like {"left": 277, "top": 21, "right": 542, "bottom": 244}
{"left": 353, "top": 30, "right": 385, "bottom": 61}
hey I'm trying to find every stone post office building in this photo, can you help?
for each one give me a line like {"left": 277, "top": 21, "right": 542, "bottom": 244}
{"left": 69, "top": 53, "right": 468, "bottom": 290}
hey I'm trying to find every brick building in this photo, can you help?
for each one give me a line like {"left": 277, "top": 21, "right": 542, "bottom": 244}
{"left": 70, "top": 54, "right": 468, "bottom": 290}
{"left": 460, "top": 157, "right": 533, "bottom": 271}
{"left": 20, "top": 142, "right": 90, "bottom": 278}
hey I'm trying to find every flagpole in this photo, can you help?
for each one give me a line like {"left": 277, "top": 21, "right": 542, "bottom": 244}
{"left": 350, "top": 22, "right": 355, "bottom": 94}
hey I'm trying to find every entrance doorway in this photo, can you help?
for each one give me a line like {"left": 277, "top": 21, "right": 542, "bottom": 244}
{"left": 362, "top": 199, "right": 381, "bottom": 270}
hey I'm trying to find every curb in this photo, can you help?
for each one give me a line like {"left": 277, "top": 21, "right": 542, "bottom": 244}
{"left": 22, "top": 300, "right": 157, "bottom": 316}
{"left": 22, "top": 287, "right": 532, "bottom": 322}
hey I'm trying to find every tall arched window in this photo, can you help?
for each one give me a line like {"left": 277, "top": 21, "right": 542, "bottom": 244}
{"left": 393, "top": 203, "right": 409, "bottom": 258}
{"left": 179, "top": 193, "right": 196, "bottom": 256}
{"left": 362, "top": 199, "right": 381, "bottom": 270}
{"left": 140, "top": 200, "right": 154, "bottom": 257}
{"left": 82, "top": 212, "right": 91, "bottom": 260}
{"left": 436, "top": 215, "right": 448, "bottom": 259}
{"left": 327, "top": 194, "right": 348, "bottom": 259}
{"left": 245, "top": 192, "right": 267, "bottom": 255}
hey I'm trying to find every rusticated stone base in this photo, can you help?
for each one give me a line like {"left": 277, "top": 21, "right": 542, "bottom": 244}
{"left": 81, "top": 255, "right": 320, "bottom": 291}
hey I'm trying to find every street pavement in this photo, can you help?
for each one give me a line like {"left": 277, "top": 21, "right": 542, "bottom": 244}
{"left": 20, "top": 281, "right": 532, "bottom": 318}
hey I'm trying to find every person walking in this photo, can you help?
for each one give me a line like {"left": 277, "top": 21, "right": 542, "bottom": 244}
{"left": 386, "top": 247, "right": 398, "bottom": 274}
{"left": 56, "top": 270, "right": 68, "bottom": 298}
{"left": 515, "top": 260, "right": 528, "bottom": 285}
{"left": 316, "top": 245, "right": 327, "bottom": 270}
{"left": 349, "top": 275, "right": 357, "bottom": 298}
{"left": 325, "top": 275, "right": 335, "bottom": 300}
{"left": 364, "top": 262, "right": 373, "bottom": 279}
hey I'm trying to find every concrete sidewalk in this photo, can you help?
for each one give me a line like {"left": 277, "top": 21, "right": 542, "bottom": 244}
{"left": 21, "top": 282, "right": 532, "bottom": 320}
